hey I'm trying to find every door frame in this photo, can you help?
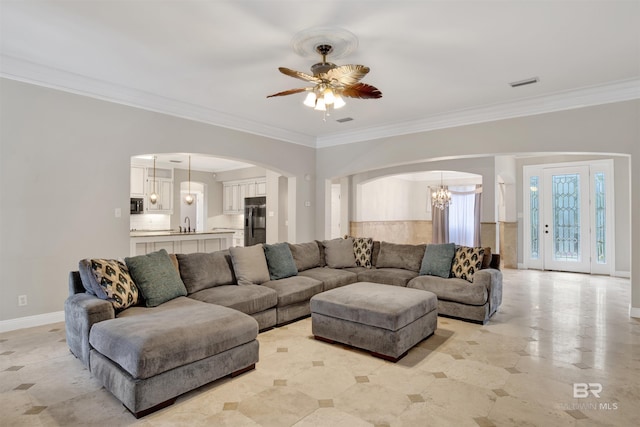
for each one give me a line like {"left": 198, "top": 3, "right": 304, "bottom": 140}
{"left": 523, "top": 160, "right": 614, "bottom": 275}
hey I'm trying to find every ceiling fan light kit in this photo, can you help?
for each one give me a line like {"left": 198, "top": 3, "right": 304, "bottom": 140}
{"left": 268, "top": 28, "right": 382, "bottom": 116}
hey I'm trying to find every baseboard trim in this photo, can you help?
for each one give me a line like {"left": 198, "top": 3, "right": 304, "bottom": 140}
{"left": 517, "top": 263, "right": 527, "bottom": 270}
{"left": 614, "top": 270, "right": 631, "bottom": 278}
{"left": 630, "top": 306, "right": 640, "bottom": 319}
{"left": 0, "top": 311, "right": 65, "bottom": 333}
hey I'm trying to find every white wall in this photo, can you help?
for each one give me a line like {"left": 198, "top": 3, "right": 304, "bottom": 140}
{"left": 347, "top": 158, "right": 497, "bottom": 224}
{"left": 0, "top": 78, "right": 316, "bottom": 322}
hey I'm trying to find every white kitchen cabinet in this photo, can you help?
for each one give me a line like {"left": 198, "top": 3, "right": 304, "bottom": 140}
{"left": 147, "top": 179, "right": 173, "bottom": 213}
{"left": 233, "top": 230, "right": 244, "bottom": 247}
{"left": 256, "top": 179, "right": 267, "bottom": 196}
{"left": 146, "top": 166, "right": 174, "bottom": 214}
{"left": 130, "top": 165, "right": 146, "bottom": 196}
{"left": 223, "top": 183, "right": 239, "bottom": 214}
{"left": 222, "top": 177, "right": 266, "bottom": 215}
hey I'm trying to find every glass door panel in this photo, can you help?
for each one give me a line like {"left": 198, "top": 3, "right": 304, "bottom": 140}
{"left": 543, "top": 166, "right": 590, "bottom": 273}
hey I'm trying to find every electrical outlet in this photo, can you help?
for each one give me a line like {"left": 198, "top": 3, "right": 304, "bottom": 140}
{"left": 18, "top": 295, "right": 27, "bottom": 306}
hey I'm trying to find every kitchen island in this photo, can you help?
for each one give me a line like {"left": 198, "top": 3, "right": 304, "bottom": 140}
{"left": 130, "top": 230, "right": 234, "bottom": 256}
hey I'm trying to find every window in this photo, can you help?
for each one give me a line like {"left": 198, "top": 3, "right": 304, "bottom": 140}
{"left": 594, "top": 172, "right": 606, "bottom": 264}
{"left": 530, "top": 176, "right": 539, "bottom": 259}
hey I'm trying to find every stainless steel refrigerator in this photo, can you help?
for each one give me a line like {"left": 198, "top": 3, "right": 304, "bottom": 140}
{"left": 244, "top": 196, "right": 266, "bottom": 246}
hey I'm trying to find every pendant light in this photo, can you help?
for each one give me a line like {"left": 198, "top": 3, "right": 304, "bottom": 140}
{"left": 149, "top": 155, "right": 158, "bottom": 204}
{"left": 432, "top": 172, "right": 452, "bottom": 210}
{"left": 184, "top": 155, "right": 194, "bottom": 205}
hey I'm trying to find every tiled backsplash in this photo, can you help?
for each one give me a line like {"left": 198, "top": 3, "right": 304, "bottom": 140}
{"left": 209, "top": 214, "right": 243, "bottom": 230}
{"left": 130, "top": 214, "right": 171, "bottom": 231}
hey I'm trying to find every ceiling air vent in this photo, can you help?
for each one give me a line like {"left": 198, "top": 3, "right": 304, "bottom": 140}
{"left": 336, "top": 117, "right": 354, "bottom": 123}
{"left": 169, "top": 160, "right": 183, "bottom": 163}
{"left": 510, "top": 77, "right": 539, "bottom": 88}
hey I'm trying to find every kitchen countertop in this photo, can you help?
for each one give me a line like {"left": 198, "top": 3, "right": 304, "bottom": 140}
{"left": 130, "top": 230, "right": 236, "bottom": 238}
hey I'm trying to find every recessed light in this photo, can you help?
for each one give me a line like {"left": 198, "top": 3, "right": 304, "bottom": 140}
{"left": 510, "top": 77, "right": 539, "bottom": 88}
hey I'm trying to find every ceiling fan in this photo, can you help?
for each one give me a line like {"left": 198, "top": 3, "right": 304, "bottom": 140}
{"left": 267, "top": 44, "right": 382, "bottom": 112}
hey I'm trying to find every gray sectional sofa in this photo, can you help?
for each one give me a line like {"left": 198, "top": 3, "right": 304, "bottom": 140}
{"left": 65, "top": 238, "right": 502, "bottom": 417}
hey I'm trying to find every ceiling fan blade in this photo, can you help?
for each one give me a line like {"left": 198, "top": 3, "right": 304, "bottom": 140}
{"left": 266, "top": 87, "right": 309, "bottom": 98}
{"left": 324, "top": 64, "right": 370, "bottom": 86}
{"left": 278, "top": 67, "right": 320, "bottom": 83}
{"left": 341, "top": 83, "right": 383, "bottom": 99}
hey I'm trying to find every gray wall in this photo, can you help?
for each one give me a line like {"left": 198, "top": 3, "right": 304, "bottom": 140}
{"left": 2, "top": 77, "right": 639, "bottom": 322}
{"left": 0, "top": 78, "right": 316, "bottom": 322}
{"left": 316, "top": 100, "right": 640, "bottom": 311}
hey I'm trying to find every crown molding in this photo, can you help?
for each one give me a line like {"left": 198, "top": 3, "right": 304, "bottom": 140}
{"left": 2, "top": 54, "right": 638, "bottom": 150}
{"left": 0, "top": 54, "right": 316, "bottom": 148}
{"left": 315, "top": 78, "right": 640, "bottom": 148}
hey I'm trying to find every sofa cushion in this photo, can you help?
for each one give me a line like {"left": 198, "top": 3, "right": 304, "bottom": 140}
{"left": 298, "top": 267, "right": 358, "bottom": 291}
{"left": 323, "top": 238, "right": 357, "bottom": 268}
{"left": 125, "top": 249, "right": 187, "bottom": 307}
{"left": 229, "top": 244, "right": 270, "bottom": 285}
{"left": 264, "top": 243, "right": 298, "bottom": 280}
{"left": 375, "top": 242, "right": 426, "bottom": 272}
{"left": 353, "top": 237, "right": 374, "bottom": 268}
{"left": 288, "top": 241, "right": 321, "bottom": 272}
{"left": 420, "top": 243, "right": 456, "bottom": 278}
{"left": 451, "top": 246, "right": 485, "bottom": 282}
{"left": 408, "top": 275, "right": 488, "bottom": 306}
{"left": 356, "top": 268, "right": 418, "bottom": 287}
{"left": 188, "top": 284, "right": 277, "bottom": 315}
{"left": 371, "top": 241, "right": 381, "bottom": 266}
{"left": 262, "top": 276, "right": 324, "bottom": 307}
{"left": 79, "top": 258, "right": 139, "bottom": 310}
{"left": 89, "top": 297, "right": 258, "bottom": 379}
{"left": 177, "top": 251, "right": 235, "bottom": 294}
{"left": 481, "top": 247, "right": 493, "bottom": 269}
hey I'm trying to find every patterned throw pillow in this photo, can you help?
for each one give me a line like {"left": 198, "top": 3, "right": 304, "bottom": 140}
{"left": 451, "top": 246, "right": 485, "bottom": 283}
{"left": 88, "top": 259, "right": 139, "bottom": 310}
{"left": 352, "top": 237, "right": 374, "bottom": 268}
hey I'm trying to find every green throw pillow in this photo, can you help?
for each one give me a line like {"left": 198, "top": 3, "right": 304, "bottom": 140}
{"left": 125, "top": 249, "right": 187, "bottom": 307}
{"left": 264, "top": 242, "right": 298, "bottom": 280}
{"left": 420, "top": 243, "right": 456, "bottom": 278}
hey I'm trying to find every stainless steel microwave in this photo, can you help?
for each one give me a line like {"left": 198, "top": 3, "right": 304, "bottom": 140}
{"left": 130, "top": 197, "right": 144, "bottom": 214}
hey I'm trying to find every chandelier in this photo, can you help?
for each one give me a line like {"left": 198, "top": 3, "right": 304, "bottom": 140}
{"left": 432, "top": 173, "right": 452, "bottom": 210}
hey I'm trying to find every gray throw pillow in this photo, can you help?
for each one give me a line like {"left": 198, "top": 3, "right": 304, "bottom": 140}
{"left": 420, "top": 243, "right": 456, "bottom": 278}
{"left": 288, "top": 241, "right": 321, "bottom": 272}
{"left": 78, "top": 259, "right": 98, "bottom": 296}
{"left": 125, "top": 249, "right": 187, "bottom": 307}
{"left": 229, "top": 244, "right": 270, "bottom": 285}
{"left": 323, "top": 238, "right": 357, "bottom": 268}
{"left": 375, "top": 242, "right": 426, "bottom": 272}
{"left": 176, "top": 251, "right": 235, "bottom": 294}
{"left": 264, "top": 243, "right": 298, "bottom": 280}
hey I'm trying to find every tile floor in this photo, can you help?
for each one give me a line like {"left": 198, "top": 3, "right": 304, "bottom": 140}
{"left": 1, "top": 269, "right": 639, "bottom": 426}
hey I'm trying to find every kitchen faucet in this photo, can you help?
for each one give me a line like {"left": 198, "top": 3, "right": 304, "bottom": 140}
{"left": 184, "top": 216, "right": 191, "bottom": 233}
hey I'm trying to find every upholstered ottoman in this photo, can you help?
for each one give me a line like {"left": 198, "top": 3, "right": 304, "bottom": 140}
{"left": 310, "top": 282, "right": 437, "bottom": 361}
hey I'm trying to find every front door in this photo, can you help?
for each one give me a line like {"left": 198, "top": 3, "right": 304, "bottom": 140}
{"left": 523, "top": 161, "right": 613, "bottom": 275}
{"left": 542, "top": 166, "right": 590, "bottom": 273}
